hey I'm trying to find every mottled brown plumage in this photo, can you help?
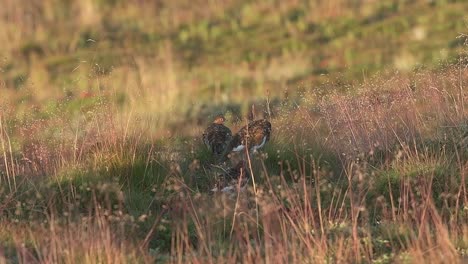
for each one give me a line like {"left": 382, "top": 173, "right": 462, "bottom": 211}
{"left": 211, "top": 160, "right": 250, "bottom": 193}
{"left": 202, "top": 115, "right": 232, "bottom": 161}
{"left": 224, "top": 119, "right": 272, "bottom": 156}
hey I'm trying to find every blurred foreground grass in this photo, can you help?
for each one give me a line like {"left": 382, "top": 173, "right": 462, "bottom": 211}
{"left": 1, "top": 0, "right": 467, "bottom": 128}
{"left": 0, "top": 66, "right": 467, "bottom": 262}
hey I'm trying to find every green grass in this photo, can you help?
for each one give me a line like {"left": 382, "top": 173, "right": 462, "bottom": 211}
{"left": 1, "top": 68, "right": 466, "bottom": 261}
{"left": 1, "top": 1, "right": 467, "bottom": 127}
{"left": 0, "top": 0, "right": 467, "bottom": 262}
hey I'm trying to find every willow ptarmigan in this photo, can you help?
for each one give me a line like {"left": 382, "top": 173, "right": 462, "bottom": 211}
{"left": 225, "top": 119, "right": 272, "bottom": 156}
{"left": 202, "top": 114, "right": 232, "bottom": 161}
{"left": 211, "top": 160, "right": 250, "bottom": 193}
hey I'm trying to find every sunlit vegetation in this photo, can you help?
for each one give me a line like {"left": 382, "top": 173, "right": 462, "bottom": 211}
{"left": 0, "top": 0, "right": 467, "bottom": 263}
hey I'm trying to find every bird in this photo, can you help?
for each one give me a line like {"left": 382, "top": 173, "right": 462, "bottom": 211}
{"left": 202, "top": 114, "right": 232, "bottom": 162}
{"left": 211, "top": 160, "right": 250, "bottom": 193}
{"left": 223, "top": 118, "right": 272, "bottom": 158}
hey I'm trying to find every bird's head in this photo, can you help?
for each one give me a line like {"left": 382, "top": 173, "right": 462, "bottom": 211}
{"left": 213, "top": 114, "right": 226, "bottom": 124}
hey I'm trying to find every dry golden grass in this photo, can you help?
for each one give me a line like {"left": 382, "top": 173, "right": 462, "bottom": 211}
{"left": 0, "top": 65, "right": 466, "bottom": 263}
{"left": 0, "top": 1, "right": 467, "bottom": 262}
